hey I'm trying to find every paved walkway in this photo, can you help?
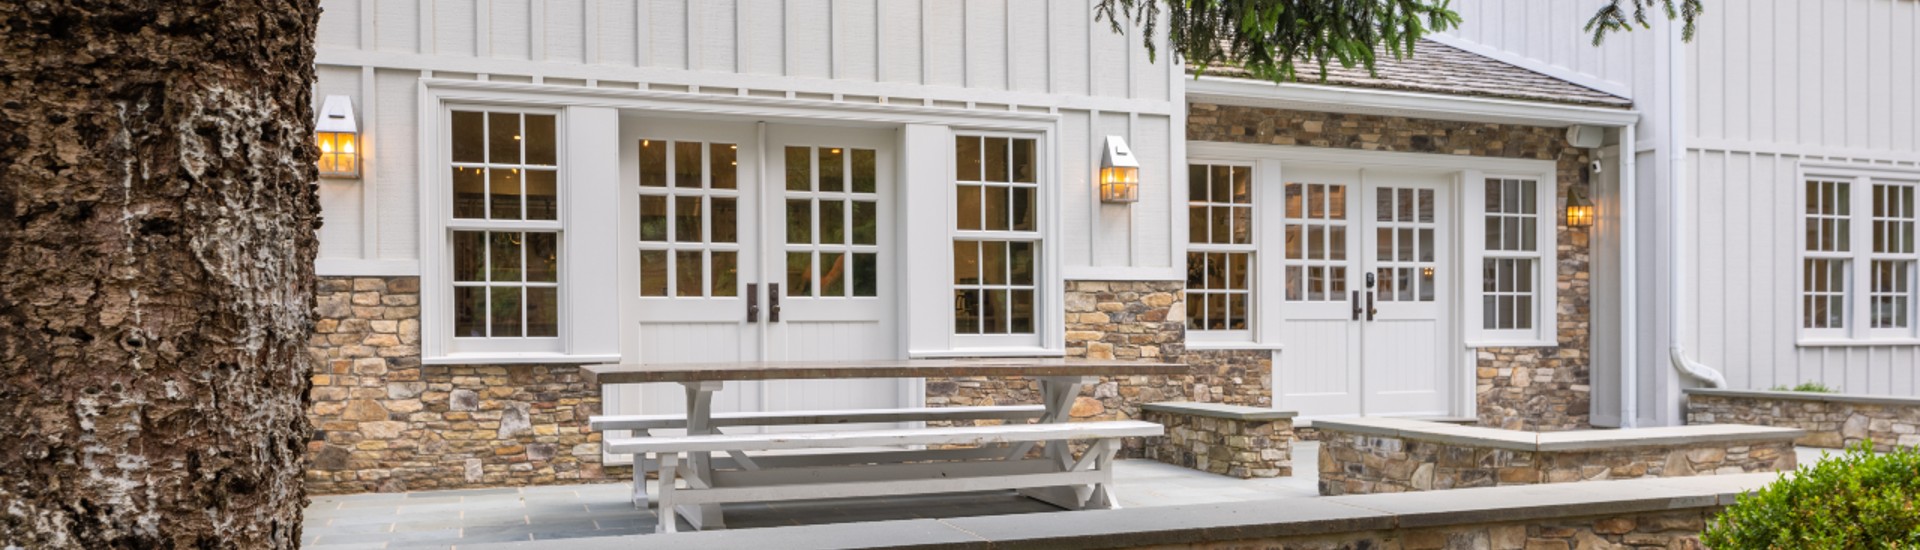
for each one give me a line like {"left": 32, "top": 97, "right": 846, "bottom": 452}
{"left": 302, "top": 443, "right": 1836, "bottom": 549}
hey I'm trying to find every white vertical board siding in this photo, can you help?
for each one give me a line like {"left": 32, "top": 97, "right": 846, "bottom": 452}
{"left": 1684, "top": 149, "right": 1920, "bottom": 396}
{"left": 1436, "top": 0, "right": 1646, "bottom": 98}
{"left": 314, "top": 0, "right": 1179, "bottom": 278}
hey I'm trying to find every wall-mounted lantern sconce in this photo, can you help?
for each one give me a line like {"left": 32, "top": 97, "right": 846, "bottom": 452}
{"left": 1099, "top": 136, "right": 1140, "bottom": 203}
{"left": 316, "top": 95, "right": 360, "bottom": 178}
{"left": 1566, "top": 186, "right": 1596, "bottom": 229}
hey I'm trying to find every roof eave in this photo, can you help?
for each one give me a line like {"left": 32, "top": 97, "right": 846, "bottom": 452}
{"left": 1188, "top": 75, "right": 1640, "bottom": 129}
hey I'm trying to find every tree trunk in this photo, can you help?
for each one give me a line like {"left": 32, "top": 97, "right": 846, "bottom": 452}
{"left": 0, "top": 1, "right": 321, "bottom": 547}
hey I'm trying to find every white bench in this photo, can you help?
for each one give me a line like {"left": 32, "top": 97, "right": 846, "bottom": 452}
{"left": 590, "top": 405, "right": 1049, "bottom": 507}
{"left": 609, "top": 420, "right": 1163, "bottom": 533}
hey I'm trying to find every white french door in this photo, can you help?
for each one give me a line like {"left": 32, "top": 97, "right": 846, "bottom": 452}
{"left": 1274, "top": 165, "right": 1453, "bottom": 418}
{"left": 605, "top": 118, "right": 902, "bottom": 447}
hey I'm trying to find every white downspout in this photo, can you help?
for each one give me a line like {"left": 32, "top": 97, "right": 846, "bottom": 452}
{"left": 1620, "top": 124, "right": 1639, "bottom": 428}
{"left": 1665, "top": 22, "right": 1727, "bottom": 389}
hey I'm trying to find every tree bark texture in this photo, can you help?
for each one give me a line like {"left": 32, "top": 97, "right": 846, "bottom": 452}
{"left": 0, "top": 1, "right": 321, "bottom": 547}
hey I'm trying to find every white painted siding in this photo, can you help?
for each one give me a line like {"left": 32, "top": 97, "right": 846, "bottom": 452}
{"left": 314, "top": 0, "right": 1183, "bottom": 279}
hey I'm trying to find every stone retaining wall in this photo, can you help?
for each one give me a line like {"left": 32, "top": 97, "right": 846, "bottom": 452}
{"left": 1141, "top": 406, "right": 1293, "bottom": 478}
{"left": 1317, "top": 426, "right": 1796, "bottom": 496}
{"left": 1687, "top": 389, "right": 1920, "bottom": 452}
{"left": 1135, "top": 508, "right": 1716, "bottom": 550}
{"left": 306, "top": 276, "right": 621, "bottom": 494}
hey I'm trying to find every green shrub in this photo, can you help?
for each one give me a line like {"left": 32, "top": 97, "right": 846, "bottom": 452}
{"left": 1703, "top": 441, "right": 1920, "bottom": 548}
{"left": 1766, "top": 381, "right": 1836, "bottom": 393}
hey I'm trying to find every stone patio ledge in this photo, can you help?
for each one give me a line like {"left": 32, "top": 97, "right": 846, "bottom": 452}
{"left": 1314, "top": 417, "right": 1804, "bottom": 452}
{"left": 462, "top": 473, "right": 1775, "bottom": 550}
{"left": 1140, "top": 401, "right": 1298, "bottom": 421}
{"left": 1685, "top": 388, "right": 1920, "bottom": 407}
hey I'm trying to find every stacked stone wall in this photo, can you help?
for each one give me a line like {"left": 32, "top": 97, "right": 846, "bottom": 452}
{"left": 1317, "top": 430, "right": 1795, "bottom": 496}
{"left": 1118, "top": 509, "right": 1716, "bottom": 550}
{"left": 1142, "top": 410, "right": 1292, "bottom": 478}
{"left": 1189, "top": 103, "right": 1594, "bottom": 431}
{"left": 306, "top": 276, "right": 620, "bottom": 494}
{"left": 1687, "top": 391, "right": 1920, "bottom": 451}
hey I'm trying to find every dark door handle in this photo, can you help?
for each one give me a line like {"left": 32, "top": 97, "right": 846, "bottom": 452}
{"left": 1366, "top": 292, "right": 1377, "bottom": 321}
{"left": 747, "top": 283, "right": 760, "bottom": 322}
{"left": 1351, "top": 291, "right": 1362, "bottom": 321}
{"left": 768, "top": 283, "right": 782, "bottom": 323}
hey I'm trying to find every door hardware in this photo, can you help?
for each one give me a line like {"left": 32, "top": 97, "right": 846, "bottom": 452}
{"left": 747, "top": 283, "right": 760, "bottom": 322}
{"left": 1364, "top": 272, "right": 1376, "bottom": 289}
{"left": 1351, "top": 291, "right": 1363, "bottom": 321}
{"left": 768, "top": 283, "right": 782, "bottom": 322}
{"left": 1366, "top": 291, "right": 1377, "bottom": 321}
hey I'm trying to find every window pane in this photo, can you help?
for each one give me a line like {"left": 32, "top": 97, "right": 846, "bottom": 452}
{"left": 956, "top": 137, "right": 981, "bottom": 181}
{"left": 1228, "top": 253, "right": 1249, "bottom": 290}
{"left": 1285, "top": 183, "right": 1303, "bottom": 218}
{"left": 639, "top": 139, "right": 667, "bottom": 187}
{"left": 1231, "top": 206, "right": 1253, "bottom": 244}
{"left": 955, "top": 289, "right": 979, "bottom": 333}
{"left": 452, "top": 167, "right": 486, "bottom": 218}
{"left": 1190, "top": 206, "right": 1210, "bottom": 245}
{"left": 489, "top": 168, "right": 521, "bottom": 220}
{"left": 786, "top": 146, "right": 811, "bottom": 191}
{"left": 820, "top": 200, "right": 846, "bottom": 244}
{"left": 712, "top": 251, "right": 737, "bottom": 297}
{"left": 1329, "top": 226, "right": 1347, "bottom": 261}
{"left": 1012, "top": 187, "right": 1036, "bottom": 232}
{"left": 1286, "top": 266, "right": 1303, "bottom": 301}
{"left": 489, "top": 232, "right": 521, "bottom": 282}
{"left": 1010, "top": 289, "right": 1034, "bottom": 333}
{"left": 822, "top": 252, "right": 847, "bottom": 296}
{"left": 455, "top": 287, "right": 486, "bottom": 337}
{"left": 984, "top": 137, "right": 1009, "bottom": 182}
{"left": 985, "top": 186, "right": 1009, "bottom": 231}
{"left": 819, "top": 147, "right": 845, "bottom": 192}
{"left": 852, "top": 149, "right": 877, "bottom": 193}
{"left": 1012, "top": 139, "right": 1036, "bottom": 183}
{"left": 454, "top": 231, "right": 486, "bottom": 282}
{"left": 640, "top": 250, "right": 667, "bottom": 296}
{"left": 787, "top": 252, "right": 814, "bottom": 296}
{"left": 525, "top": 170, "right": 557, "bottom": 220}
{"left": 488, "top": 113, "right": 520, "bottom": 164}
{"left": 674, "top": 141, "right": 702, "bottom": 188}
{"left": 525, "top": 114, "right": 556, "bottom": 165}
{"left": 675, "top": 196, "right": 702, "bottom": 242}
{"left": 1210, "top": 206, "right": 1231, "bottom": 245}
{"left": 712, "top": 197, "right": 738, "bottom": 244}
{"left": 1186, "top": 252, "right": 1207, "bottom": 288}
{"left": 489, "top": 286, "right": 522, "bottom": 337}
{"left": 1190, "top": 165, "right": 1210, "bottom": 202}
{"left": 710, "top": 143, "right": 737, "bottom": 189}
{"left": 1211, "top": 166, "right": 1231, "bottom": 204}
{"left": 1010, "top": 242, "right": 1035, "bottom": 286}
{"left": 853, "top": 253, "right": 878, "bottom": 297}
{"left": 787, "top": 199, "right": 812, "bottom": 244}
{"left": 676, "top": 250, "right": 703, "bottom": 297}
{"left": 984, "top": 289, "right": 1009, "bottom": 333}
{"left": 983, "top": 241, "right": 1007, "bottom": 285}
{"left": 954, "top": 241, "right": 980, "bottom": 284}
{"left": 526, "top": 233, "right": 558, "bottom": 283}
{"left": 1231, "top": 167, "right": 1252, "bottom": 204}
{"left": 452, "top": 111, "right": 486, "bottom": 163}
{"left": 526, "top": 287, "right": 558, "bottom": 337}
{"left": 852, "top": 201, "right": 877, "bottom": 245}
{"left": 640, "top": 196, "right": 668, "bottom": 242}
{"left": 1227, "top": 294, "right": 1247, "bottom": 330}
{"left": 957, "top": 185, "right": 983, "bottom": 231}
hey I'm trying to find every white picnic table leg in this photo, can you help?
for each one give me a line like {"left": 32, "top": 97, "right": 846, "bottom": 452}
{"left": 1016, "top": 376, "right": 1104, "bottom": 509}
{"left": 679, "top": 380, "right": 726, "bottom": 531}
{"left": 656, "top": 452, "right": 680, "bottom": 533}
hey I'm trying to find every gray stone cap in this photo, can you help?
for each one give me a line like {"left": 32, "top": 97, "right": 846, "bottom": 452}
{"left": 1141, "top": 401, "right": 1298, "bottom": 421}
{"left": 1313, "top": 417, "right": 1804, "bottom": 453}
{"left": 1686, "top": 388, "right": 1920, "bottom": 407}
{"left": 464, "top": 473, "right": 1778, "bottom": 549}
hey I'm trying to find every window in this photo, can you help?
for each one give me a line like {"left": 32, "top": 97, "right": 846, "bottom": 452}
{"left": 1282, "top": 181, "right": 1349, "bottom": 302}
{"left": 785, "top": 146, "right": 880, "bottom": 298}
{"left": 1465, "top": 175, "right": 1556, "bottom": 345}
{"left": 953, "top": 135, "right": 1040, "bottom": 338}
{"left": 637, "top": 139, "right": 739, "bottom": 297}
{"left": 1188, "top": 164, "right": 1254, "bottom": 333}
{"left": 1800, "top": 168, "right": 1919, "bottom": 342}
{"left": 448, "top": 110, "right": 562, "bottom": 344}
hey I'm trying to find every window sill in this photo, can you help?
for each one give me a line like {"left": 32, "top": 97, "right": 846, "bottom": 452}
{"left": 422, "top": 352, "right": 623, "bottom": 366}
{"left": 1462, "top": 340, "right": 1559, "bottom": 349}
{"left": 908, "top": 348, "right": 1066, "bottom": 359}
{"left": 1796, "top": 338, "right": 1920, "bottom": 348}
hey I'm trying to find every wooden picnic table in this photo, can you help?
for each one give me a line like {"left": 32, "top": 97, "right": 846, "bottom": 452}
{"left": 582, "top": 358, "right": 1186, "bottom": 531}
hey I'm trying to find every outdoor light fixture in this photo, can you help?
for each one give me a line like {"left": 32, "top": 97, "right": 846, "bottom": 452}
{"left": 1099, "top": 136, "right": 1140, "bottom": 203}
{"left": 316, "top": 95, "right": 360, "bottom": 178}
{"left": 1566, "top": 186, "right": 1596, "bottom": 228}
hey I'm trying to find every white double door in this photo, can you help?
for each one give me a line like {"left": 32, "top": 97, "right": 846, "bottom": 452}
{"left": 1276, "top": 167, "right": 1455, "bottom": 418}
{"left": 607, "top": 117, "right": 906, "bottom": 437}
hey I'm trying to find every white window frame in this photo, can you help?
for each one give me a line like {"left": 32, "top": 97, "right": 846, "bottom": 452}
{"left": 1184, "top": 160, "right": 1261, "bottom": 345}
{"left": 420, "top": 100, "right": 620, "bottom": 364}
{"left": 1796, "top": 162, "right": 1920, "bottom": 346}
{"left": 1463, "top": 171, "right": 1559, "bottom": 347}
{"left": 948, "top": 130, "right": 1048, "bottom": 350}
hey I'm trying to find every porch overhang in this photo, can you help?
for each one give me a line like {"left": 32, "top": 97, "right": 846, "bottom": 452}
{"left": 1187, "top": 75, "right": 1640, "bottom": 129}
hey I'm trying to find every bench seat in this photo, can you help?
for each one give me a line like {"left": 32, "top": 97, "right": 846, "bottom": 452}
{"left": 608, "top": 420, "right": 1162, "bottom": 454}
{"left": 588, "top": 404, "right": 1047, "bottom": 431}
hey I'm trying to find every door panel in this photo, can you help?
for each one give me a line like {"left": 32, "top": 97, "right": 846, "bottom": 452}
{"left": 1361, "top": 172, "right": 1451, "bottom": 416}
{"left": 1274, "top": 167, "right": 1363, "bottom": 417}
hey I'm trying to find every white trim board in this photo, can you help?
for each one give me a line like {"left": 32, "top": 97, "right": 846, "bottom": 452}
{"left": 1186, "top": 76, "right": 1639, "bottom": 129}
{"left": 315, "top": 258, "right": 421, "bottom": 277}
{"left": 1186, "top": 142, "right": 1559, "bottom": 175}
{"left": 1424, "top": 33, "right": 1634, "bottom": 100}
{"left": 421, "top": 78, "right": 1061, "bottom": 131}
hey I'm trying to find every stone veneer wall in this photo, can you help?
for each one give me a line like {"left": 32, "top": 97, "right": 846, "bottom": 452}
{"left": 1189, "top": 103, "right": 1595, "bottom": 431}
{"left": 1117, "top": 509, "right": 1717, "bottom": 550}
{"left": 1687, "top": 390, "right": 1920, "bottom": 451}
{"left": 1142, "top": 410, "right": 1292, "bottom": 478}
{"left": 306, "top": 277, "right": 620, "bottom": 494}
{"left": 1316, "top": 431, "right": 1795, "bottom": 496}
{"left": 924, "top": 280, "right": 1271, "bottom": 457}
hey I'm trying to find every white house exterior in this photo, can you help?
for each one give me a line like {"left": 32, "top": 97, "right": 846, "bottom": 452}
{"left": 301, "top": 0, "right": 1918, "bottom": 494}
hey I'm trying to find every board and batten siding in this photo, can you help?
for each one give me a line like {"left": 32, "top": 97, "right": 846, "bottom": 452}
{"left": 311, "top": 0, "right": 1185, "bottom": 279}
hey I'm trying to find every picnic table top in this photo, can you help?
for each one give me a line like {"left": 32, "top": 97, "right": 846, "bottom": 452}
{"left": 581, "top": 358, "right": 1186, "bottom": 385}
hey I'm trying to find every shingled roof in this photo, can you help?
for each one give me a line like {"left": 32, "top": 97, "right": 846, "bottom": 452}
{"left": 1194, "top": 39, "right": 1632, "bottom": 109}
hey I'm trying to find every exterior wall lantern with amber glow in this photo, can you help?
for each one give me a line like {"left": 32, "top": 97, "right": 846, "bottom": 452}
{"left": 1099, "top": 136, "right": 1140, "bottom": 203}
{"left": 316, "top": 95, "right": 360, "bottom": 178}
{"left": 1566, "top": 186, "right": 1596, "bottom": 228}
